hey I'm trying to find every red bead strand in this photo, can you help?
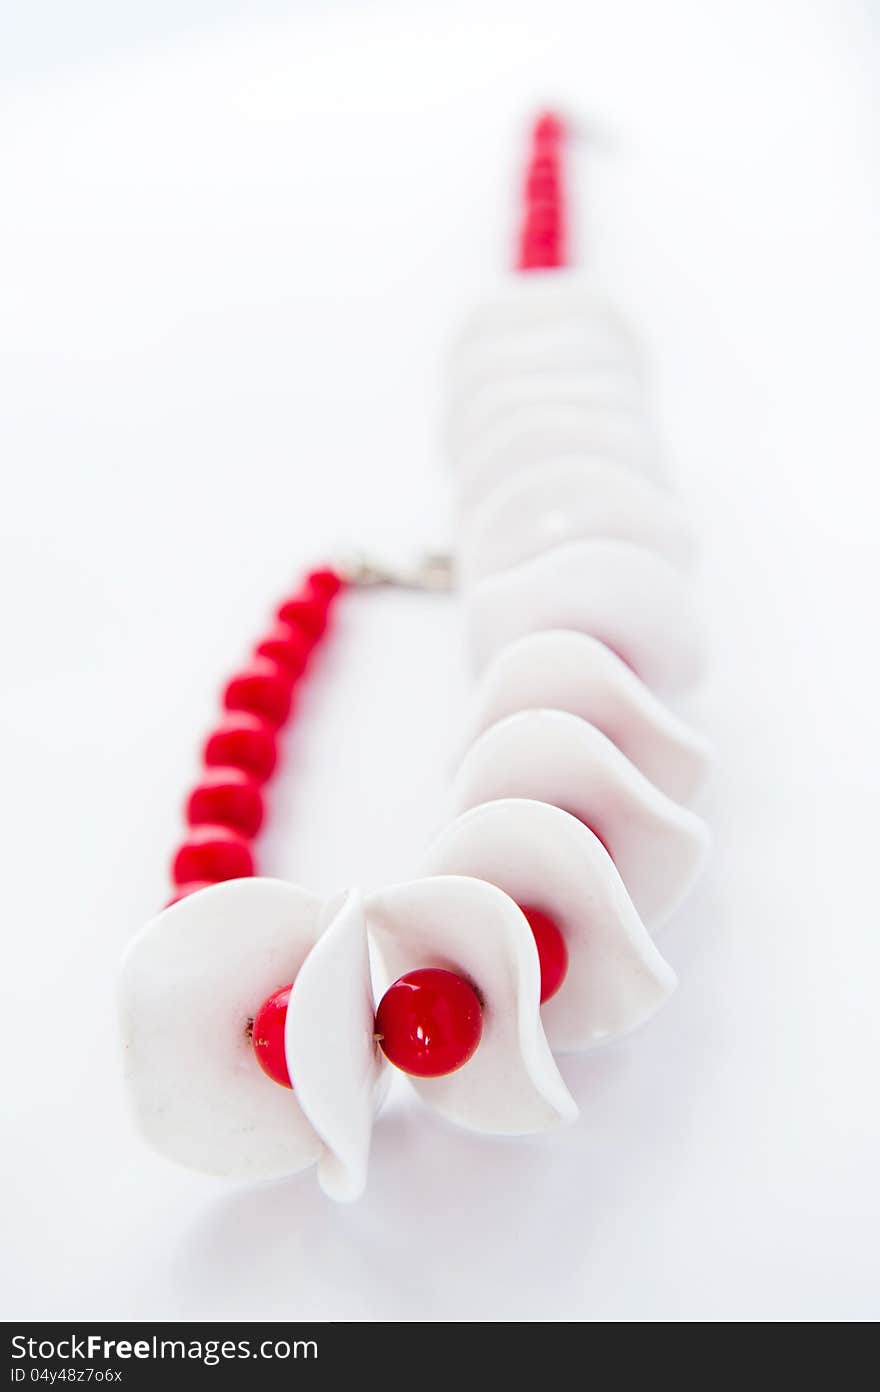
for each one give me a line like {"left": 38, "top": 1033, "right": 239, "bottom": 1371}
{"left": 168, "top": 566, "right": 346, "bottom": 903}
{"left": 276, "top": 595, "right": 328, "bottom": 642}
{"left": 223, "top": 657, "right": 295, "bottom": 729}
{"left": 516, "top": 109, "right": 567, "bottom": 272}
{"left": 172, "top": 824, "right": 255, "bottom": 886}
{"left": 204, "top": 711, "right": 278, "bottom": 783}
{"left": 186, "top": 766, "right": 264, "bottom": 838}
{"left": 254, "top": 622, "right": 311, "bottom": 676}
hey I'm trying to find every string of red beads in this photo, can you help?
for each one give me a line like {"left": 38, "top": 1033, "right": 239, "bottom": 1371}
{"left": 516, "top": 109, "right": 566, "bottom": 271}
{"left": 168, "top": 566, "right": 345, "bottom": 906}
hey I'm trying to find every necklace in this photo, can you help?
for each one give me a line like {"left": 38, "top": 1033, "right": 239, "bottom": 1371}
{"left": 120, "top": 112, "right": 709, "bottom": 1202}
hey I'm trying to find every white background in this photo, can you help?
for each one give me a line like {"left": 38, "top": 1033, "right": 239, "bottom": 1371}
{"left": 2, "top": 0, "right": 879, "bottom": 1323}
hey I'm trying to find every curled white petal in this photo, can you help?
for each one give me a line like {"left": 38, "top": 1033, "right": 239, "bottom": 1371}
{"left": 462, "top": 630, "right": 711, "bottom": 802}
{"left": 366, "top": 875, "right": 577, "bottom": 1135}
{"left": 453, "top": 710, "right": 709, "bottom": 927}
{"left": 453, "top": 335, "right": 643, "bottom": 410}
{"left": 119, "top": 878, "right": 325, "bottom": 1181}
{"left": 453, "top": 273, "right": 642, "bottom": 373}
{"left": 286, "top": 888, "right": 388, "bottom": 1202}
{"left": 466, "top": 538, "right": 707, "bottom": 691}
{"left": 448, "top": 369, "right": 646, "bottom": 457}
{"left": 453, "top": 406, "right": 661, "bottom": 508}
{"left": 458, "top": 456, "right": 696, "bottom": 584}
{"left": 422, "top": 800, "right": 677, "bottom": 1052}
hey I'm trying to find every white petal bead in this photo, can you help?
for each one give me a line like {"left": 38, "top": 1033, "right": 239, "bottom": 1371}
{"left": 366, "top": 874, "right": 577, "bottom": 1135}
{"left": 466, "top": 538, "right": 707, "bottom": 691}
{"left": 119, "top": 879, "right": 386, "bottom": 1195}
{"left": 452, "top": 710, "right": 709, "bottom": 928}
{"left": 422, "top": 799, "right": 677, "bottom": 1052}
{"left": 286, "top": 888, "right": 389, "bottom": 1202}
{"left": 452, "top": 272, "right": 642, "bottom": 374}
{"left": 462, "top": 630, "right": 711, "bottom": 802}
{"left": 453, "top": 331, "right": 643, "bottom": 405}
{"left": 448, "top": 368, "right": 646, "bottom": 458}
{"left": 119, "top": 878, "right": 326, "bottom": 1182}
{"left": 453, "top": 405, "right": 661, "bottom": 508}
{"left": 458, "top": 456, "right": 696, "bottom": 584}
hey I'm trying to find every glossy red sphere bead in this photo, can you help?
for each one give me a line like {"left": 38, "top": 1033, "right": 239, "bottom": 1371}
{"left": 526, "top": 202, "right": 562, "bottom": 235}
{"left": 376, "top": 968, "right": 483, "bottom": 1078}
{"left": 526, "top": 162, "right": 559, "bottom": 200}
{"left": 251, "top": 983, "right": 293, "bottom": 1089}
{"left": 254, "top": 622, "right": 310, "bottom": 677}
{"left": 166, "top": 880, "right": 216, "bottom": 907}
{"left": 533, "top": 110, "right": 564, "bottom": 147}
{"left": 276, "top": 595, "right": 328, "bottom": 641}
{"left": 306, "top": 567, "right": 345, "bottom": 602}
{"left": 223, "top": 658, "right": 293, "bottom": 729}
{"left": 520, "top": 246, "right": 561, "bottom": 270}
{"left": 203, "top": 712, "right": 277, "bottom": 783}
{"left": 186, "top": 766, "right": 264, "bottom": 837}
{"left": 172, "top": 825, "right": 254, "bottom": 886}
{"left": 520, "top": 905, "right": 569, "bottom": 1003}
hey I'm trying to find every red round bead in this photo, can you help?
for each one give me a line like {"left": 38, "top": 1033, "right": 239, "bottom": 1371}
{"left": 254, "top": 622, "right": 310, "bottom": 677}
{"left": 251, "top": 983, "right": 293, "bottom": 1089}
{"left": 186, "top": 766, "right": 264, "bottom": 837}
{"left": 276, "top": 594, "right": 328, "bottom": 641}
{"left": 520, "top": 905, "right": 569, "bottom": 1003}
{"left": 519, "top": 246, "right": 561, "bottom": 270}
{"left": 526, "top": 162, "right": 559, "bottom": 201}
{"left": 224, "top": 658, "right": 293, "bottom": 729}
{"left": 533, "top": 111, "right": 564, "bottom": 147}
{"left": 203, "top": 712, "right": 277, "bottom": 783}
{"left": 166, "top": 880, "right": 215, "bottom": 907}
{"left": 172, "top": 825, "right": 254, "bottom": 886}
{"left": 526, "top": 202, "right": 562, "bottom": 236}
{"left": 376, "top": 968, "right": 483, "bottom": 1078}
{"left": 306, "top": 568, "right": 345, "bottom": 602}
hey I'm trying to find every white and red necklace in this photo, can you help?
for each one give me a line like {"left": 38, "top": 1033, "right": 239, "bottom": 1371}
{"left": 120, "top": 112, "right": 709, "bottom": 1201}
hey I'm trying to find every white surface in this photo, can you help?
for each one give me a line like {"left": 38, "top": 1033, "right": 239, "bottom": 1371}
{"left": 1, "top": 0, "right": 879, "bottom": 1323}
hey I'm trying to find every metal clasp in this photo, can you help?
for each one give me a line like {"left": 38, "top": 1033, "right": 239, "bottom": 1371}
{"left": 340, "top": 551, "right": 455, "bottom": 592}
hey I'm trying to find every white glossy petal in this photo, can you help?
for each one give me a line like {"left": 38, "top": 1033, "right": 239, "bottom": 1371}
{"left": 453, "top": 405, "right": 661, "bottom": 508}
{"left": 452, "top": 409, "right": 664, "bottom": 512}
{"left": 453, "top": 710, "right": 709, "bottom": 927}
{"left": 119, "top": 878, "right": 325, "bottom": 1181}
{"left": 453, "top": 271, "right": 642, "bottom": 367}
{"left": 453, "top": 332, "right": 643, "bottom": 404}
{"left": 448, "top": 369, "right": 646, "bottom": 455}
{"left": 458, "top": 456, "right": 696, "bottom": 584}
{"left": 466, "top": 539, "right": 707, "bottom": 691}
{"left": 286, "top": 888, "right": 388, "bottom": 1202}
{"left": 366, "top": 875, "right": 577, "bottom": 1135}
{"left": 422, "top": 800, "right": 677, "bottom": 1052}
{"left": 462, "top": 630, "right": 711, "bottom": 802}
